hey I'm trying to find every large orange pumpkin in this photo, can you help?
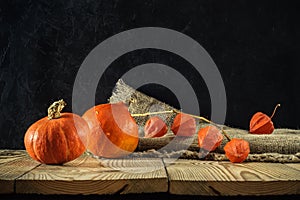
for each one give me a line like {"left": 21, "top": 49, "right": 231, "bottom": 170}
{"left": 24, "top": 100, "right": 88, "bottom": 164}
{"left": 82, "top": 102, "right": 139, "bottom": 158}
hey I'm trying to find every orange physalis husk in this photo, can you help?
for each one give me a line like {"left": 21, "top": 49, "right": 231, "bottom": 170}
{"left": 171, "top": 113, "right": 196, "bottom": 137}
{"left": 249, "top": 104, "right": 280, "bottom": 134}
{"left": 144, "top": 116, "right": 168, "bottom": 138}
{"left": 224, "top": 138, "right": 250, "bottom": 163}
{"left": 198, "top": 125, "right": 223, "bottom": 152}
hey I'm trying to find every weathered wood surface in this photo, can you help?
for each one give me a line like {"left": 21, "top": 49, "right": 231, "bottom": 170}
{"left": 286, "top": 163, "right": 300, "bottom": 171}
{"left": 1, "top": 150, "right": 300, "bottom": 196}
{"left": 0, "top": 150, "right": 40, "bottom": 194}
{"left": 164, "top": 159, "right": 300, "bottom": 196}
{"left": 16, "top": 154, "right": 167, "bottom": 195}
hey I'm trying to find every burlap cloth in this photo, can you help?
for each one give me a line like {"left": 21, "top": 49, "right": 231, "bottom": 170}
{"left": 109, "top": 79, "right": 300, "bottom": 163}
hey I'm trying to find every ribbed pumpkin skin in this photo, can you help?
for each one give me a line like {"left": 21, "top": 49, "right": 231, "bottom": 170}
{"left": 24, "top": 113, "right": 88, "bottom": 164}
{"left": 82, "top": 102, "right": 139, "bottom": 158}
{"left": 249, "top": 112, "right": 274, "bottom": 134}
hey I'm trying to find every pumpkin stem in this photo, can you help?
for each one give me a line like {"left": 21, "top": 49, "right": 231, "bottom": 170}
{"left": 270, "top": 103, "right": 281, "bottom": 119}
{"left": 48, "top": 99, "right": 66, "bottom": 120}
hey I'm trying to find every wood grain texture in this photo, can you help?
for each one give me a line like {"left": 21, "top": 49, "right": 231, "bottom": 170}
{"left": 164, "top": 159, "right": 300, "bottom": 196}
{"left": 0, "top": 150, "right": 40, "bottom": 194}
{"left": 285, "top": 163, "right": 300, "bottom": 171}
{"left": 0, "top": 150, "right": 28, "bottom": 165}
{"left": 1, "top": 150, "right": 300, "bottom": 196}
{"left": 16, "top": 154, "right": 168, "bottom": 195}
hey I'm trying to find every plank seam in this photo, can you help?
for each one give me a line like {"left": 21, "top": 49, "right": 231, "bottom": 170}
{"left": 161, "top": 158, "right": 171, "bottom": 193}
{"left": 13, "top": 163, "right": 41, "bottom": 193}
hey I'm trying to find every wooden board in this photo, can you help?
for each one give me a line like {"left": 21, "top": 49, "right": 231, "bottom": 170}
{"left": 16, "top": 155, "right": 168, "bottom": 195}
{"left": 164, "top": 159, "right": 300, "bottom": 196}
{"left": 0, "top": 150, "right": 28, "bottom": 165}
{"left": 1, "top": 150, "right": 300, "bottom": 196}
{"left": 0, "top": 150, "right": 40, "bottom": 194}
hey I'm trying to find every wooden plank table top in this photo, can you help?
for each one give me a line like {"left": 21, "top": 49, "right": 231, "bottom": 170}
{"left": 0, "top": 150, "right": 299, "bottom": 196}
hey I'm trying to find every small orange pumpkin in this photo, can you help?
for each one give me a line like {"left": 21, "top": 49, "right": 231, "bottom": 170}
{"left": 24, "top": 100, "right": 88, "bottom": 164}
{"left": 82, "top": 102, "right": 139, "bottom": 158}
{"left": 171, "top": 113, "right": 196, "bottom": 137}
{"left": 224, "top": 138, "right": 250, "bottom": 163}
{"left": 249, "top": 104, "right": 280, "bottom": 134}
{"left": 198, "top": 125, "right": 223, "bottom": 152}
{"left": 144, "top": 116, "right": 168, "bottom": 138}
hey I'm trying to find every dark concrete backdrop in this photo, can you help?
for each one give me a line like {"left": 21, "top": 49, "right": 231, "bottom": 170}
{"left": 0, "top": 0, "right": 299, "bottom": 149}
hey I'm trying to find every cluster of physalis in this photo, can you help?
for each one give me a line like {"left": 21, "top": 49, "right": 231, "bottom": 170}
{"left": 133, "top": 104, "right": 281, "bottom": 163}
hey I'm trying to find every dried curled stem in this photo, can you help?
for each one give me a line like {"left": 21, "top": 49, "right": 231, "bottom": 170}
{"left": 48, "top": 99, "right": 66, "bottom": 120}
{"left": 270, "top": 103, "right": 281, "bottom": 119}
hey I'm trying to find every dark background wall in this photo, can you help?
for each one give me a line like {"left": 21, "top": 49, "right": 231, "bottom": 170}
{"left": 0, "top": 0, "right": 299, "bottom": 149}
